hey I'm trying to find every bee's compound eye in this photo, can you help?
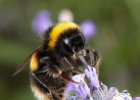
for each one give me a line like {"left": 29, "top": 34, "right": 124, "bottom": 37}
{"left": 62, "top": 33, "right": 85, "bottom": 54}
{"left": 71, "top": 33, "right": 85, "bottom": 52}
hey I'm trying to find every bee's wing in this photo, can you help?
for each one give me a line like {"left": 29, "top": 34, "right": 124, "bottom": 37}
{"left": 13, "top": 47, "right": 40, "bottom": 76}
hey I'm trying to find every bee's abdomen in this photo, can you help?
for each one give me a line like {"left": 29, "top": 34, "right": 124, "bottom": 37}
{"left": 30, "top": 72, "right": 66, "bottom": 100}
{"left": 30, "top": 52, "right": 39, "bottom": 72}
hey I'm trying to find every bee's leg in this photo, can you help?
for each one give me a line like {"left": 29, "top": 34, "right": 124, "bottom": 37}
{"left": 31, "top": 72, "right": 50, "bottom": 93}
{"left": 62, "top": 57, "right": 82, "bottom": 74}
{"left": 62, "top": 58, "right": 73, "bottom": 69}
{"left": 89, "top": 49, "right": 94, "bottom": 66}
{"left": 60, "top": 57, "right": 81, "bottom": 83}
{"left": 39, "top": 57, "right": 62, "bottom": 76}
{"left": 89, "top": 49, "right": 100, "bottom": 76}
{"left": 60, "top": 71, "right": 79, "bottom": 84}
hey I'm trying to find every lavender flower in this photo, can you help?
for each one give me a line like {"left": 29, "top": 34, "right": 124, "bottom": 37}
{"left": 32, "top": 10, "right": 53, "bottom": 36}
{"left": 85, "top": 65, "right": 100, "bottom": 90}
{"left": 80, "top": 20, "right": 97, "bottom": 41}
{"left": 133, "top": 97, "right": 140, "bottom": 100}
{"left": 76, "top": 79, "right": 91, "bottom": 99}
{"left": 65, "top": 65, "right": 137, "bottom": 100}
{"left": 65, "top": 74, "right": 92, "bottom": 99}
{"left": 64, "top": 74, "right": 85, "bottom": 94}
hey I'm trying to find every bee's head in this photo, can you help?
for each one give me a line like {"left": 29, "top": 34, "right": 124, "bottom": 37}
{"left": 46, "top": 22, "right": 85, "bottom": 57}
{"left": 63, "top": 31, "right": 85, "bottom": 53}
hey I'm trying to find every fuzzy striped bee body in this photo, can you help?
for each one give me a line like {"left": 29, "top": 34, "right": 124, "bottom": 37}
{"left": 14, "top": 22, "right": 100, "bottom": 100}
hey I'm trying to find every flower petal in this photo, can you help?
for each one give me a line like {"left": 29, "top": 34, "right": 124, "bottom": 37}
{"left": 75, "top": 79, "right": 91, "bottom": 99}
{"left": 64, "top": 74, "right": 92, "bottom": 99}
{"left": 64, "top": 74, "right": 84, "bottom": 94}
{"left": 85, "top": 65, "right": 100, "bottom": 90}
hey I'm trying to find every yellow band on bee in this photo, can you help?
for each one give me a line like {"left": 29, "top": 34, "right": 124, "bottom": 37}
{"left": 30, "top": 52, "right": 39, "bottom": 72}
{"left": 48, "top": 22, "right": 80, "bottom": 49}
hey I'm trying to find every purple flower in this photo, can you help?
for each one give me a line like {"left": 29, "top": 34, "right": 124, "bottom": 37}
{"left": 65, "top": 74, "right": 91, "bottom": 99}
{"left": 65, "top": 65, "right": 101, "bottom": 99}
{"left": 85, "top": 65, "right": 100, "bottom": 90}
{"left": 80, "top": 20, "right": 97, "bottom": 41}
{"left": 32, "top": 10, "right": 53, "bottom": 36}
{"left": 64, "top": 74, "right": 85, "bottom": 94}
{"left": 76, "top": 79, "right": 91, "bottom": 99}
{"left": 133, "top": 97, "right": 140, "bottom": 100}
{"left": 65, "top": 65, "right": 136, "bottom": 100}
{"left": 120, "top": 90, "right": 132, "bottom": 100}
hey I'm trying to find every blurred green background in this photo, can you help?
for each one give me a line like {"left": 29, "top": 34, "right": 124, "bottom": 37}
{"left": 0, "top": 0, "right": 140, "bottom": 100}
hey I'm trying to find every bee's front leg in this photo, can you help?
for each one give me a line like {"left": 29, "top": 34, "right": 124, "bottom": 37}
{"left": 88, "top": 49, "right": 100, "bottom": 76}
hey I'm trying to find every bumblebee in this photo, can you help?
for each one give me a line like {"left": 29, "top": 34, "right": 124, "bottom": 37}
{"left": 14, "top": 22, "right": 100, "bottom": 100}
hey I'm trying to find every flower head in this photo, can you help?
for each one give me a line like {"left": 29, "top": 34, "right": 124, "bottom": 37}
{"left": 133, "top": 97, "right": 140, "bottom": 100}
{"left": 80, "top": 20, "right": 97, "bottom": 41}
{"left": 65, "top": 65, "right": 135, "bottom": 100}
{"left": 64, "top": 74, "right": 85, "bottom": 94}
{"left": 65, "top": 74, "right": 92, "bottom": 99}
{"left": 85, "top": 65, "right": 100, "bottom": 90}
{"left": 65, "top": 65, "right": 101, "bottom": 100}
{"left": 32, "top": 10, "right": 53, "bottom": 36}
